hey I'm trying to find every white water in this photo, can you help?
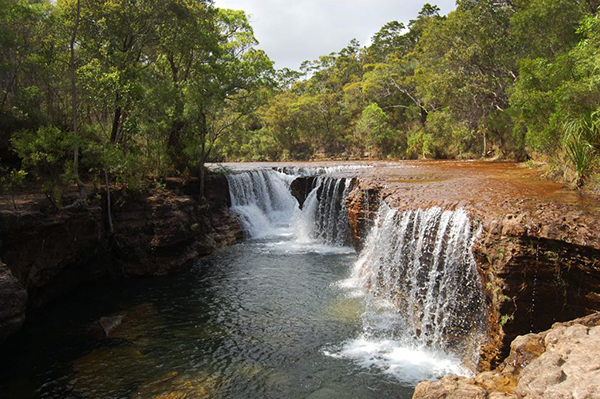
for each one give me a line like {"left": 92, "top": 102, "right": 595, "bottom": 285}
{"left": 227, "top": 169, "right": 298, "bottom": 237}
{"left": 328, "top": 203, "right": 486, "bottom": 382}
{"left": 277, "top": 165, "right": 373, "bottom": 176}
{"left": 227, "top": 168, "right": 486, "bottom": 385}
{"left": 295, "top": 176, "right": 354, "bottom": 246}
{"left": 226, "top": 169, "right": 354, "bottom": 250}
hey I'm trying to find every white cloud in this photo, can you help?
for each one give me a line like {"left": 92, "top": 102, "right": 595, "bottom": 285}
{"left": 213, "top": 0, "right": 457, "bottom": 70}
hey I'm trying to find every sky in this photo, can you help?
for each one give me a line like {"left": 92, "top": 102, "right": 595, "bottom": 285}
{"left": 213, "top": 0, "right": 457, "bottom": 70}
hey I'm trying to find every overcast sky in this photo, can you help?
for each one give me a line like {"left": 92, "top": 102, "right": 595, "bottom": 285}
{"left": 213, "top": 0, "right": 457, "bottom": 70}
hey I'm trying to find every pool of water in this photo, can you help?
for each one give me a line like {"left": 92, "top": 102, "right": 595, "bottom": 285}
{"left": 0, "top": 235, "right": 420, "bottom": 399}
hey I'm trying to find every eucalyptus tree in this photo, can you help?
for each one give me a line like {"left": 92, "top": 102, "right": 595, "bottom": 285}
{"left": 0, "top": 0, "right": 51, "bottom": 162}
{"left": 414, "top": 0, "right": 519, "bottom": 157}
{"left": 183, "top": 8, "right": 274, "bottom": 198}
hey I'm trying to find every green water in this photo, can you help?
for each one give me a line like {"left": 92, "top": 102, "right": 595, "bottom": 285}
{"left": 0, "top": 236, "right": 417, "bottom": 398}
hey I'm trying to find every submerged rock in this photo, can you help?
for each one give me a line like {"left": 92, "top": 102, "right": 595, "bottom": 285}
{"left": 133, "top": 371, "right": 219, "bottom": 399}
{"left": 89, "top": 315, "right": 124, "bottom": 338}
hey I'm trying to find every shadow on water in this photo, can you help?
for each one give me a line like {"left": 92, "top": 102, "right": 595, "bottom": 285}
{"left": 0, "top": 237, "right": 417, "bottom": 399}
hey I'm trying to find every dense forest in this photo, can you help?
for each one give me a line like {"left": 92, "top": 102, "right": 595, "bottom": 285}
{"left": 1, "top": 0, "right": 600, "bottom": 205}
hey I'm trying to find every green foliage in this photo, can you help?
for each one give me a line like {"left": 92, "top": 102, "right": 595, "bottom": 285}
{"left": 356, "top": 103, "right": 397, "bottom": 156}
{"left": 0, "top": 163, "right": 27, "bottom": 209}
{"left": 407, "top": 129, "right": 434, "bottom": 159}
{"left": 499, "top": 314, "right": 514, "bottom": 327}
{"left": 2, "top": 0, "right": 600, "bottom": 190}
{"left": 11, "top": 125, "right": 77, "bottom": 203}
{"left": 563, "top": 112, "right": 600, "bottom": 186}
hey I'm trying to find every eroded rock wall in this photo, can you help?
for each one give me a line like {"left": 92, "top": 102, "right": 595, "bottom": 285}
{"left": 0, "top": 173, "right": 242, "bottom": 344}
{"left": 343, "top": 179, "right": 600, "bottom": 372}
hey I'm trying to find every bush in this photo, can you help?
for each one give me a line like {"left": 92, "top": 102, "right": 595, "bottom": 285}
{"left": 11, "top": 125, "right": 78, "bottom": 205}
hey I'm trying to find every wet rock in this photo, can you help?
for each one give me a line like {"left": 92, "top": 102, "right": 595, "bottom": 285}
{"left": 111, "top": 193, "right": 208, "bottom": 276}
{"left": 72, "top": 345, "right": 155, "bottom": 397}
{"left": 0, "top": 260, "right": 27, "bottom": 342}
{"left": 93, "top": 303, "right": 159, "bottom": 341}
{"left": 345, "top": 181, "right": 381, "bottom": 250}
{"left": 133, "top": 371, "right": 219, "bottom": 399}
{"left": 290, "top": 176, "right": 318, "bottom": 208}
{"left": 0, "top": 203, "right": 107, "bottom": 310}
{"left": 112, "top": 178, "right": 242, "bottom": 276}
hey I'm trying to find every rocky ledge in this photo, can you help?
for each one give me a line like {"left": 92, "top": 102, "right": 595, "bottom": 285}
{"left": 333, "top": 161, "right": 600, "bottom": 371}
{"left": 413, "top": 312, "right": 600, "bottom": 399}
{"left": 0, "top": 173, "right": 243, "bottom": 343}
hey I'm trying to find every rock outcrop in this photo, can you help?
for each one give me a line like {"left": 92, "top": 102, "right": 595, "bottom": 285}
{"left": 0, "top": 260, "right": 27, "bottom": 342}
{"left": 341, "top": 163, "right": 600, "bottom": 370}
{"left": 0, "top": 202, "right": 108, "bottom": 309}
{"left": 289, "top": 176, "right": 318, "bottom": 208}
{"left": 413, "top": 312, "right": 600, "bottom": 399}
{"left": 0, "top": 173, "right": 242, "bottom": 344}
{"left": 344, "top": 180, "right": 381, "bottom": 251}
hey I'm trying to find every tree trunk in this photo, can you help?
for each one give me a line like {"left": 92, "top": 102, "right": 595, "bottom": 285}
{"left": 198, "top": 110, "right": 208, "bottom": 203}
{"left": 110, "top": 98, "right": 122, "bottom": 143}
{"left": 420, "top": 107, "right": 428, "bottom": 125}
{"left": 482, "top": 131, "right": 488, "bottom": 158}
{"left": 70, "top": 0, "right": 85, "bottom": 199}
{"left": 167, "top": 119, "right": 186, "bottom": 171}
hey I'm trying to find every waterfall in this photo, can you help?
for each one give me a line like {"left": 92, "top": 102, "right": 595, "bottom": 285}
{"left": 226, "top": 169, "right": 298, "bottom": 237}
{"left": 227, "top": 169, "right": 354, "bottom": 248}
{"left": 296, "top": 177, "right": 354, "bottom": 246}
{"left": 227, "top": 167, "right": 487, "bottom": 381}
{"left": 329, "top": 203, "right": 486, "bottom": 382}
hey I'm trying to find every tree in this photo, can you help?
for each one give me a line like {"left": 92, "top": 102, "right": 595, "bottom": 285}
{"left": 185, "top": 8, "right": 274, "bottom": 199}
{"left": 414, "top": 0, "right": 518, "bottom": 156}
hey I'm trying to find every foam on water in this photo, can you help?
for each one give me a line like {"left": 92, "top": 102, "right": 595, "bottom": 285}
{"left": 327, "top": 202, "right": 486, "bottom": 384}
{"left": 324, "top": 338, "right": 470, "bottom": 384}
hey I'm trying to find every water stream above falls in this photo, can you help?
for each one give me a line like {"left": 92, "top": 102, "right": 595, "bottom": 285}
{"left": 0, "top": 167, "right": 485, "bottom": 398}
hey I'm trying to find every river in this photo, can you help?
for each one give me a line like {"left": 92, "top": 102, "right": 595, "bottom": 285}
{"left": 0, "top": 167, "right": 483, "bottom": 398}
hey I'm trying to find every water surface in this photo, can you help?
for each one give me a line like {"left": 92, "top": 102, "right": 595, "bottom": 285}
{"left": 0, "top": 235, "right": 420, "bottom": 398}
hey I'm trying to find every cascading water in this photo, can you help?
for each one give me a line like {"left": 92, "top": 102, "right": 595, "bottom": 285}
{"left": 296, "top": 177, "right": 354, "bottom": 246}
{"left": 227, "top": 169, "right": 354, "bottom": 249}
{"left": 226, "top": 169, "right": 298, "bottom": 237}
{"left": 276, "top": 165, "right": 373, "bottom": 176}
{"left": 328, "top": 203, "right": 486, "bottom": 383}
{"left": 227, "top": 168, "right": 487, "bottom": 384}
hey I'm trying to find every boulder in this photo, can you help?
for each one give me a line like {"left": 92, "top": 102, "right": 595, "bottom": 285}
{"left": 413, "top": 312, "right": 600, "bottom": 399}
